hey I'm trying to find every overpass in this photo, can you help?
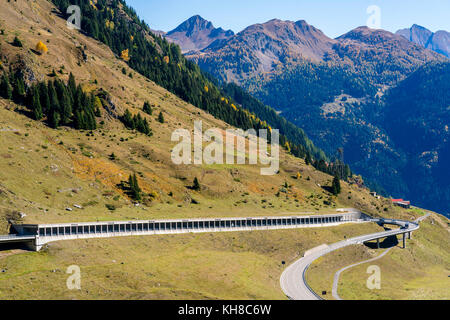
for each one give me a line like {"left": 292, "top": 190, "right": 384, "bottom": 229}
{"left": 1, "top": 210, "right": 369, "bottom": 251}
{"left": 280, "top": 214, "right": 428, "bottom": 300}
{"left": 0, "top": 234, "right": 36, "bottom": 246}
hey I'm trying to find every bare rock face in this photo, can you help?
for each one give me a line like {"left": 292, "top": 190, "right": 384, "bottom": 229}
{"left": 165, "top": 15, "right": 234, "bottom": 53}
{"left": 396, "top": 24, "right": 450, "bottom": 58}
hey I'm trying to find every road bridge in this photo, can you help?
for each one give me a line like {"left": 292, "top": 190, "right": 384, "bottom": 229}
{"left": 280, "top": 213, "right": 429, "bottom": 300}
{"left": 1, "top": 210, "right": 368, "bottom": 251}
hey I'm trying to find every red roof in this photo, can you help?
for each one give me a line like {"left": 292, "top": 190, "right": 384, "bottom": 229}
{"left": 392, "top": 199, "right": 411, "bottom": 205}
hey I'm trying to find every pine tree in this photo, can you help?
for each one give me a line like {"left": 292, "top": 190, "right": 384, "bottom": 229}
{"left": 60, "top": 90, "right": 72, "bottom": 125}
{"left": 38, "top": 82, "right": 50, "bottom": 114}
{"left": 158, "top": 111, "right": 164, "bottom": 123}
{"left": 344, "top": 164, "right": 352, "bottom": 180}
{"left": 48, "top": 81, "right": 61, "bottom": 128}
{"left": 13, "top": 74, "right": 26, "bottom": 103}
{"left": 143, "top": 101, "right": 152, "bottom": 115}
{"left": 305, "top": 153, "right": 312, "bottom": 166}
{"left": 94, "top": 96, "right": 102, "bottom": 117}
{"left": 332, "top": 174, "right": 341, "bottom": 196}
{"left": 128, "top": 173, "right": 141, "bottom": 201}
{"left": 0, "top": 73, "right": 12, "bottom": 100}
{"left": 192, "top": 177, "right": 200, "bottom": 191}
{"left": 12, "top": 36, "right": 23, "bottom": 47}
{"left": 122, "top": 109, "right": 134, "bottom": 129}
{"left": 49, "top": 110, "right": 61, "bottom": 129}
{"left": 31, "top": 86, "right": 43, "bottom": 120}
{"left": 142, "top": 118, "right": 152, "bottom": 136}
{"left": 68, "top": 72, "right": 77, "bottom": 97}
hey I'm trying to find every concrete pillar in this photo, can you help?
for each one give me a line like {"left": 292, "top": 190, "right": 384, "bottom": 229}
{"left": 403, "top": 233, "right": 406, "bottom": 249}
{"left": 377, "top": 238, "right": 380, "bottom": 249}
{"left": 408, "top": 232, "right": 411, "bottom": 240}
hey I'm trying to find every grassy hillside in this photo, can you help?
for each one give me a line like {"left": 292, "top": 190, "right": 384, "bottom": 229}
{"left": 0, "top": 223, "right": 384, "bottom": 300}
{"left": 0, "top": 0, "right": 447, "bottom": 300}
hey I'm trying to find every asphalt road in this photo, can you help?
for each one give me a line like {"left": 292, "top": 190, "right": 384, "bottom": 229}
{"left": 280, "top": 211, "right": 428, "bottom": 300}
{"left": 331, "top": 213, "right": 431, "bottom": 300}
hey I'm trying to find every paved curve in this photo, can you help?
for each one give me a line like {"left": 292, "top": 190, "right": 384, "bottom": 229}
{"left": 331, "top": 213, "right": 431, "bottom": 300}
{"left": 280, "top": 210, "right": 427, "bottom": 300}
{"left": 332, "top": 247, "right": 394, "bottom": 300}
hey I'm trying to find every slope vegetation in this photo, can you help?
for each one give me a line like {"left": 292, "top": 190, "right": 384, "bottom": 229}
{"left": 0, "top": 0, "right": 447, "bottom": 300}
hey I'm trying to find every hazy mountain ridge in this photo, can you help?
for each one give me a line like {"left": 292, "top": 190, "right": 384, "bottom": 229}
{"left": 396, "top": 24, "right": 450, "bottom": 58}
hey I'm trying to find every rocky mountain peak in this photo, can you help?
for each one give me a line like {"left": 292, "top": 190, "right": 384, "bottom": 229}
{"left": 165, "top": 15, "right": 234, "bottom": 53}
{"left": 396, "top": 25, "right": 449, "bottom": 58}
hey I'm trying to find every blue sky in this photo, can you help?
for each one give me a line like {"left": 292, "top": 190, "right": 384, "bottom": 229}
{"left": 127, "top": 0, "right": 450, "bottom": 38}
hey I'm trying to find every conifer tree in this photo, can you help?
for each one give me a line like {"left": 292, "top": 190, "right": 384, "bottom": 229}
{"left": 38, "top": 82, "right": 50, "bottom": 114}
{"left": 143, "top": 101, "right": 152, "bottom": 115}
{"left": 305, "top": 153, "right": 312, "bottom": 166}
{"left": 332, "top": 174, "right": 341, "bottom": 196}
{"left": 0, "top": 73, "right": 12, "bottom": 100}
{"left": 48, "top": 81, "right": 61, "bottom": 128}
{"left": 158, "top": 111, "right": 164, "bottom": 124}
{"left": 128, "top": 173, "right": 142, "bottom": 201}
{"left": 122, "top": 109, "right": 134, "bottom": 129}
{"left": 31, "top": 86, "right": 43, "bottom": 120}
{"left": 13, "top": 74, "right": 26, "bottom": 103}
{"left": 60, "top": 90, "right": 72, "bottom": 125}
{"left": 192, "top": 177, "right": 200, "bottom": 191}
{"left": 68, "top": 72, "right": 77, "bottom": 98}
{"left": 12, "top": 36, "right": 23, "bottom": 47}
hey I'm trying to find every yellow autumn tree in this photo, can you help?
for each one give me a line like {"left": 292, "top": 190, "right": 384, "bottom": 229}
{"left": 204, "top": 85, "right": 209, "bottom": 93}
{"left": 94, "top": 96, "right": 102, "bottom": 109}
{"left": 284, "top": 141, "right": 291, "bottom": 153}
{"left": 120, "top": 49, "right": 130, "bottom": 61}
{"left": 35, "top": 41, "right": 48, "bottom": 54}
{"left": 105, "top": 20, "right": 115, "bottom": 30}
{"left": 163, "top": 56, "right": 170, "bottom": 64}
{"left": 296, "top": 172, "right": 302, "bottom": 180}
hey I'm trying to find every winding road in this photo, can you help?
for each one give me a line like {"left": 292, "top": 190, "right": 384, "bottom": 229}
{"left": 280, "top": 211, "right": 430, "bottom": 300}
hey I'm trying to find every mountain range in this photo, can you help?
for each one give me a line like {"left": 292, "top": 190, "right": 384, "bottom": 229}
{"left": 158, "top": 16, "right": 450, "bottom": 215}
{"left": 0, "top": 0, "right": 448, "bottom": 300}
{"left": 397, "top": 24, "right": 450, "bottom": 58}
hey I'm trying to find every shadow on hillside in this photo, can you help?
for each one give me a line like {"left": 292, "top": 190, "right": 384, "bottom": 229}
{"left": 364, "top": 228, "right": 400, "bottom": 249}
{"left": 321, "top": 186, "right": 334, "bottom": 194}
{"left": 14, "top": 107, "right": 35, "bottom": 119}
{"left": 0, "top": 242, "right": 30, "bottom": 252}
